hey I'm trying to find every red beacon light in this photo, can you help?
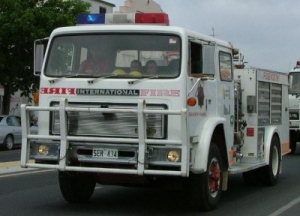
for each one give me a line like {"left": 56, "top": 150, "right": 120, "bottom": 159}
{"left": 76, "top": 13, "right": 169, "bottom": 26}
{"left": 135, "top": 13, "right": 169, "bottom": 25}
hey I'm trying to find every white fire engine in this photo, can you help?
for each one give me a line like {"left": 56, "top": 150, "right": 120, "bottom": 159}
{"left": 20, "top": 13, "right": 290, "bottom": 211}
{"left": 288, "top": 61, "right": 300, "bottom": 154}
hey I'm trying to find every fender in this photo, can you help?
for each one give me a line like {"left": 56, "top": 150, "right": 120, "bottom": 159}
{"left": 191, "top": 117, "right": 226, "bottom": 173}
{"left": 264, "top": 126, "right": 280, "bottom": 165}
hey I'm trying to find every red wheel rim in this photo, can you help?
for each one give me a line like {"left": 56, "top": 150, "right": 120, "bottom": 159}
{"left": 209, "top": 158, "right": 221, "bottom": 196}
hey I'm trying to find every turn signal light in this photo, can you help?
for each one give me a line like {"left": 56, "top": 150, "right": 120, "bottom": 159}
{"left": 187, "top": 97, "right": 197, "bottom": 106}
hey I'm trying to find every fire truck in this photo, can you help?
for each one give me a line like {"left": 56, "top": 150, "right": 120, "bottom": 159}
{"left": 20, "top": 13, "right": 290, "bottom": 211}
{"left": 288, "top": 61, "right": 300, "bottom": 154}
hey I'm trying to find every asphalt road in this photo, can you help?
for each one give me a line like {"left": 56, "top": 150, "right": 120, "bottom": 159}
{"left": 1, "top": 148, "right": 300, "bottom": 215}
{"left": 0, "top": 148, "right": 22, "bottom": 162}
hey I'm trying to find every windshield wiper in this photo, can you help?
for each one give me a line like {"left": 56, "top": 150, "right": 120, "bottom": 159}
{"left": 48, "top": 73, "right": 89, "bottom": 83}
{"left": 128, "top": 75, "right": 159, "bottom": 85}
{"left": 48, "top": 72, "right": 108, "bottom": 83}
{"left": 87, "top": 74, "right": 118, "bottom": 84}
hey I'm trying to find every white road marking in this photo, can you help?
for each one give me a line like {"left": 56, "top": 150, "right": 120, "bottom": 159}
{"left": 268, "top": 196, "right": 300, "bottom": 216}
{"left": 0, "top": 169, "right": 53, "bottom": 178}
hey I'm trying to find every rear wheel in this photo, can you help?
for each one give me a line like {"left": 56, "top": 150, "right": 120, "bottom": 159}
{"left": 190, "top": 143, "right": 223, "bottom": 211}
{"left": 260, "top": 136, "right": 281, "bottom": 186}
{"left": 59, "top": 171, "right": 96, "bottom": 203}
{"left": 4, "top": 135, "right": 14, "bottom": 150}
{"left": 243, "top": 136, "right": 281, "bottom": 186}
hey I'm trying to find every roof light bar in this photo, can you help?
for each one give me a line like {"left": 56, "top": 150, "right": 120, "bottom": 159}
{"left": 76, "top": 13, "right": 169, "bottom": 26}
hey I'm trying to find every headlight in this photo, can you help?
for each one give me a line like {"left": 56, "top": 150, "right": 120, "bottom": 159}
{"left": 167, "top": 150, "right": 180, "bottom": 162}
{"left": 38, "top": 145, "right": 49, "bottom": 156}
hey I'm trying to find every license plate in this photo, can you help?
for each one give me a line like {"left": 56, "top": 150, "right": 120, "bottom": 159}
{"left": 93, "top": 148, "right": 118, "bottom": 158}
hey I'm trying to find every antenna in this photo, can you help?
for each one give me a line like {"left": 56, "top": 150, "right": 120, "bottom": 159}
{"left": 210, "top": 27, "right": 219, "bottom": 38}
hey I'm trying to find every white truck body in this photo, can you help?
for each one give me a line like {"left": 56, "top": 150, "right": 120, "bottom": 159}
{"left": 20, "top": 13, "right": 290, "bottom": 211}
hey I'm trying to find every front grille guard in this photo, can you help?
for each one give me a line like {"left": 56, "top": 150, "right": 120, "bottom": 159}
{"left": 20, "top": 98, "right": 189, "bottom": 177}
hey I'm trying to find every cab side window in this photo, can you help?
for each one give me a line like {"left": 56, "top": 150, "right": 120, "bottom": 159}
{"left": 190, "top": 42, "right": 203, "bottom": 75}
{"left": 219, "top": 52, "right": 232, "bottom": 81}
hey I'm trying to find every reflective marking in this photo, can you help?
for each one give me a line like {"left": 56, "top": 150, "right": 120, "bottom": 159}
{"left": 268, "top": 196, "right": 300, "bottom": 216}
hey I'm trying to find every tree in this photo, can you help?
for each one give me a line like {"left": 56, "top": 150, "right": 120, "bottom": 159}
{"left": 0, "top": 0, "right": 90, "bottom": 114}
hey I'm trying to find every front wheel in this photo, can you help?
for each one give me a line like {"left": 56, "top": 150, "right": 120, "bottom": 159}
{"left": 190, "top": 143, "right": 223, "bottom": 211}
{"left": 59, "top": 171, "right": 96, "bottom": 203}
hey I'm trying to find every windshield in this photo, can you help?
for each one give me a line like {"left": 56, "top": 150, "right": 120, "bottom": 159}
{"left": 289, "top": 72, "right": 300, "bottom": 94}
{"left": 44, "top": 34, "right": 181, "bottom": 78}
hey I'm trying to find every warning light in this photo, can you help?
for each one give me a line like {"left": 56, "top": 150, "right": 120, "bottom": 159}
{"left": 33, "top": 92, "right": 39, "bottom": 104}
{"left": 135, "top": 13, "right": 169, "bottom": 25}
{"left": 187, "top": 97, "right": 197, "bottom": 106}
{"left": 76, "top": 13, "right": 169, "bottom": 26}
{"left": 76, "top": 14, "right": 105, "bottom": 25}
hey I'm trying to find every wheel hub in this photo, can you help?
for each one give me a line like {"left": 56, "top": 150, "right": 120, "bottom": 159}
{"left": 209, "top": 158, "right": 221, "bottom": 194}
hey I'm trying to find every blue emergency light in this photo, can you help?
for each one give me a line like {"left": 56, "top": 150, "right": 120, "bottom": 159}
{"left": 76, "top": 13, "right": 169, "bottom": 25}
{"left": 76, "top": 14, "right": 105, "bottom": 24}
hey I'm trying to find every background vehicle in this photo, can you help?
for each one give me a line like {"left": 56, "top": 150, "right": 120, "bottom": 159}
{"left": 20, "top": 13, "right": 289, "bottom": 211}
{"left": 0, "top": 115, "right": 38, "bottom": 150}
{"left": 288, "top": 61, "right": 300, "bottom": 154}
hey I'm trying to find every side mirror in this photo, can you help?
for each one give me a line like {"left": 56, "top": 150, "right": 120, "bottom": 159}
{"left": 34, "top": 38, "right": 48, "bottom": 76}
{"left": 34, "top": 43, "right": 44, "bottom": 76}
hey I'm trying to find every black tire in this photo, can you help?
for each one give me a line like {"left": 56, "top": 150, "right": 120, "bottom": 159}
{"left": 190, "top": 143, "right": 223, "bottom": 211}
{"left": 59, "top": 171, "right": 96, "bottom": 203}
{"left": 260, "top": 136, "right": 281, "bottom": 186}
{"left": 4, "top": 135, "right": 14, "bottom": 150}
{"left": 289, "top": 131, "right": 297, "bottom": 154}
{"left": 243, "top": 136, "right": 281, "bottom": 186}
